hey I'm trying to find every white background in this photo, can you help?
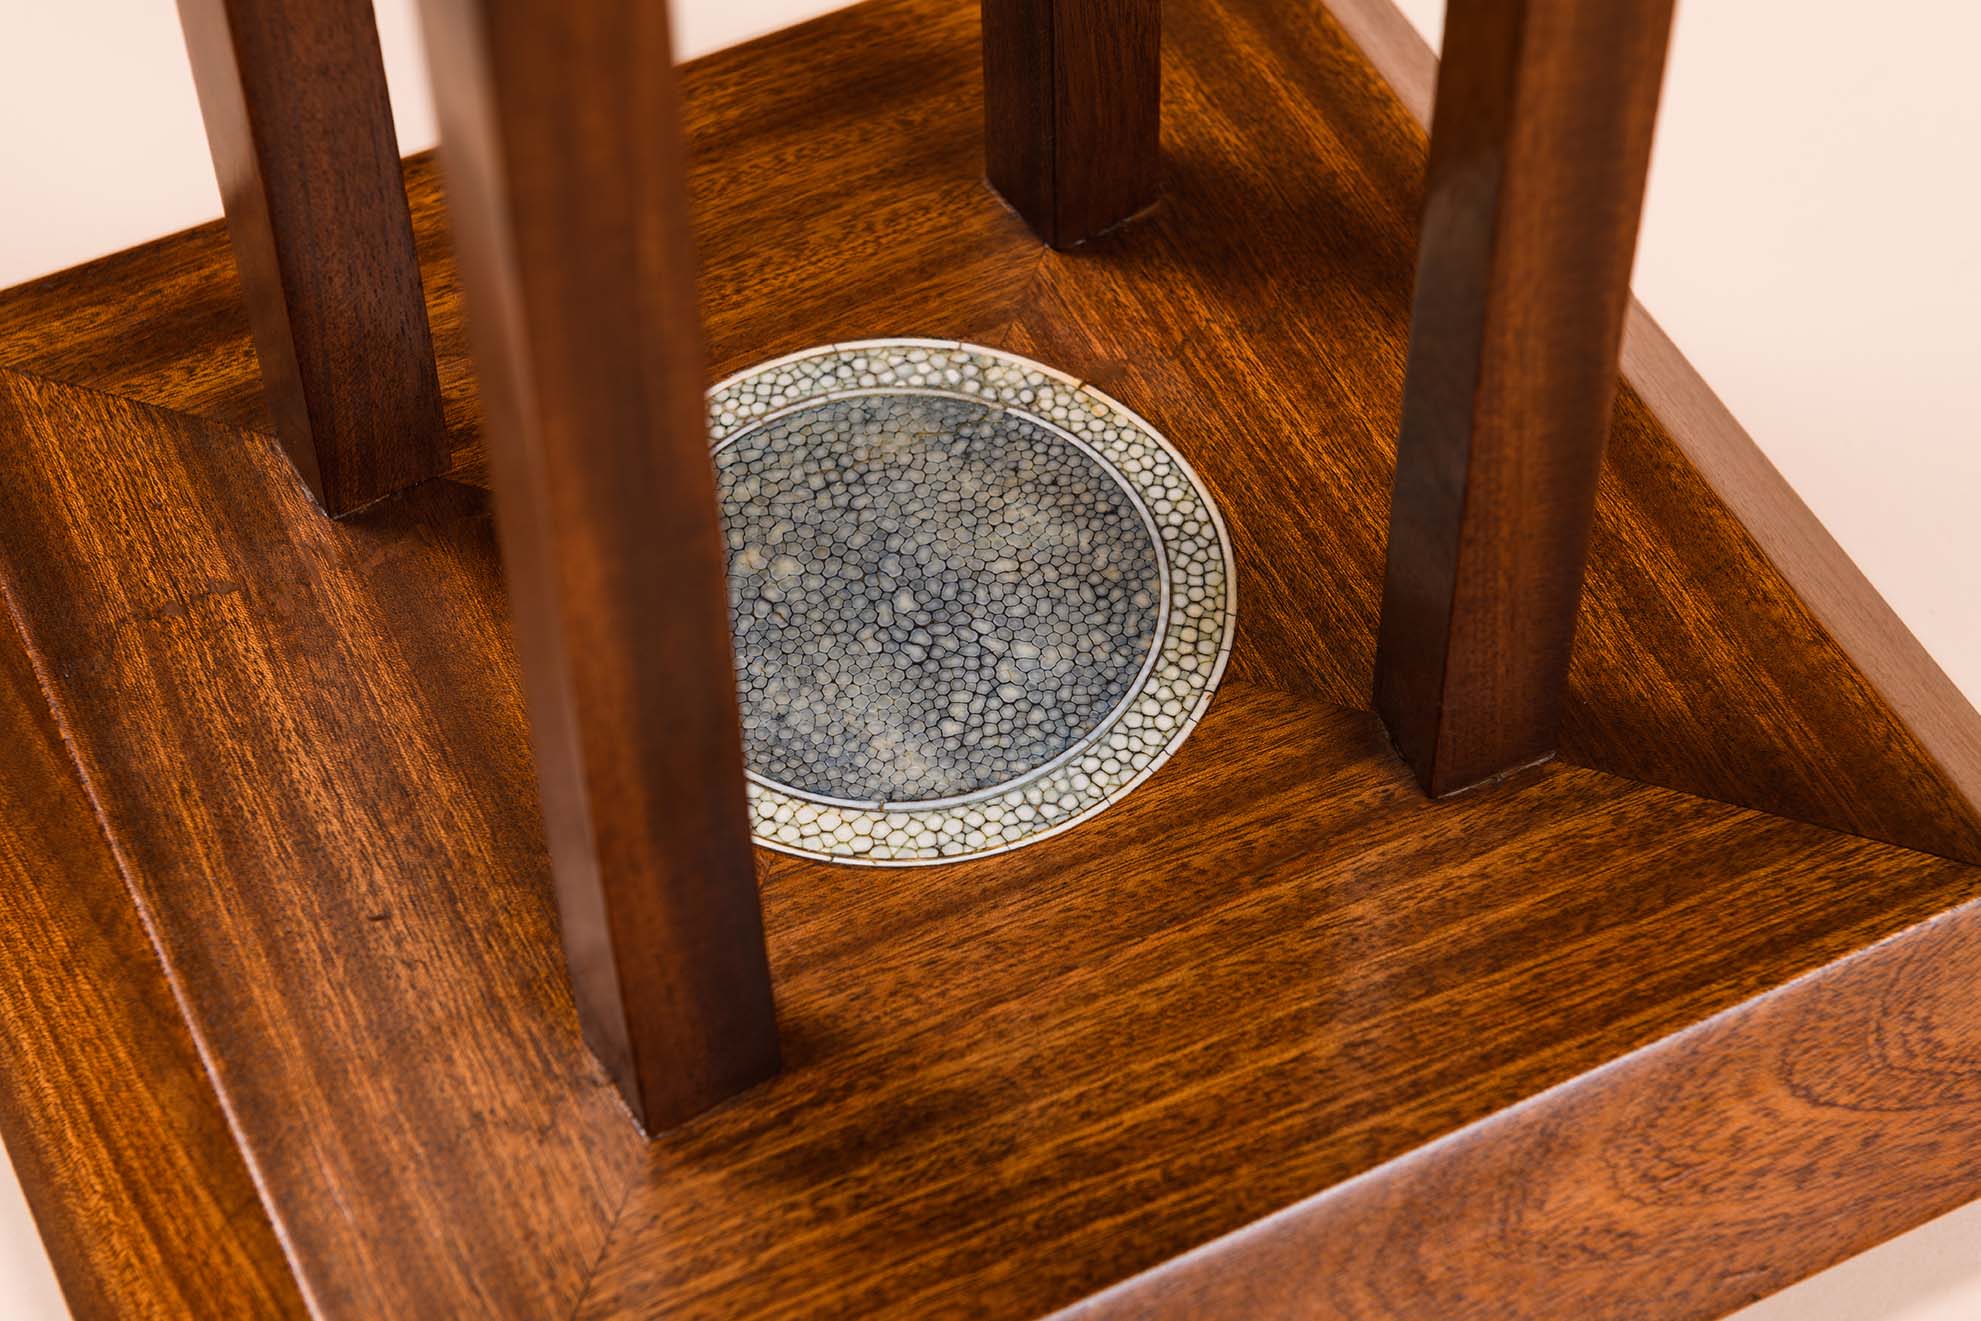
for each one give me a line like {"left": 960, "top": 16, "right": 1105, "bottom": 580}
{"left": 2, "top": 1, "right": 1976, "bottom": 1316}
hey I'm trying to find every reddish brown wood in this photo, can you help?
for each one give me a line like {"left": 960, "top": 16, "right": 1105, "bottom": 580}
{"left": 174, "top": 0, "right": 446, "bottom": 515}
{"left": 4, "top": 0, "right": 1981, "bottom": 1312}
{"left": 1594, "top": 304, "right": 1981, "bottom": 858}
{"left": 0, "top": 368, "right": 643, "bottom": 1316}
{"left": 0, "top": 614, "right": 304, "bottom": 1320}
{"left": 1318, "top": 0, "right": 1981, "bottom": 856}
{"left": 2, "top": 353, "right": 1972, "bottom": 1312}
{"left": 1060, "top": 894, "right": 1981, "bottom": 1321}
{"left": 413, "top": 0, "right": 778, "bottom": 1130}
{"left": 1374, "top": 0, "right": 1676, "bottom": 796}
{"left": 982, "top": 0, "right": 1162, "bottom": 248}
{"left": 9, "top": 0, "right": 1977, "bottom": 862}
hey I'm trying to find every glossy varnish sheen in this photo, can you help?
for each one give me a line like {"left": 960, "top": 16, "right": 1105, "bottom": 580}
{"left": 6, "top": 0, "right": 1971, "bottom": 864}
{"left": 0, "top": 610, "right": 302, "bottom": 1319}
{"left": 2, "top": 0, "right": 1981, "bottom": 1316}
{"left": 2, "top": 364, "right": 1975, "bottom": 1314}
{"left": 415, "top": 0, "right": 778, "bottom": 1131}
{"left": 1321, "top": 0, "right": 1981, "bottom": 863}
{"left": 982, "top": 0, "right": 1163, "bottom": 247}
{"left": 173, "top": 0, "right": 448, "bottom": 513}
{"left": 0, "top": 369, "right": 641, "bottom": 1316}
{"left": 1064, "top": 893, "right": 1981, "bottom": 1319}
{"left": 1375, "top": 0, "right": 1674, "bottom": 794}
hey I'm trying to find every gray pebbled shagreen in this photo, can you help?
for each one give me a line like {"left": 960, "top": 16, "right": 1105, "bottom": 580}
{"left": 710, "top": 340, "right": 1236, "bottom": 865}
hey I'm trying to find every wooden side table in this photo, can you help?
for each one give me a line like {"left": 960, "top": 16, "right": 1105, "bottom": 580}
{"left": 1, "top": 0, "right": 1978, "bottom": 1316}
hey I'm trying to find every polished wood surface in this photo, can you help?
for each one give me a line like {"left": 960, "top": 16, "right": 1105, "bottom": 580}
{"left": 0, "top": 368, "right": 643, "bottom": 1317}
{"left": 415, "top": 0, "right": 777, "bottom": 1130}
{"left": 982, "top": 0, "right": 1162, "bottom": 247}
{"left": 11, "top": 0, "right": 1972, "bottom": 869}
{"left": 1065, "top": 894, "right": 1981, "bottom": 1320}
{"left": 173, "top": 0, "right": 447, "bottom": 515}
{"left": 1603, "top": 303, "right": 1981, "bottom": 869}
{"left": 1375, "top": 0, "right": 1675, "bottom": 794}
{"left": 3, "top": 0, "right": 1981, "bottom": 1314}
{"left": 2, "top": 362, "right": 1975, "bottom": 1315}
{"left": 581, "top": 752, "right": 1981, "bottom": 1319}
{"left": 0, "top": 614, "right": 303, "bottom": 1320}
{"left": 1324, "top": 0, "right": 1981, "bottom": 862}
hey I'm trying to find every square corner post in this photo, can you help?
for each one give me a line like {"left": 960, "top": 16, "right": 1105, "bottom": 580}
{"left": 1374, "top": 0, "right": 1676, "bottom": 796}
{"left": 413, "top": 0, "right": 779, "bottom": 1131}
{"left": 982, "top": 0, "right": 1163, "bottom": 248}
{"left": 175, "top": 0, "right": 448, "bottom": 516}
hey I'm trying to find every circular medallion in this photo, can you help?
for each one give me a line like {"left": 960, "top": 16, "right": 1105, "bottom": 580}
{"left": 710, "top": 340, "right": 1235, "bottom": 864}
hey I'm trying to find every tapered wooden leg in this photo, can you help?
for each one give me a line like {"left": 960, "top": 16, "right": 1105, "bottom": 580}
{"left": 1374, "top": 0, "right": 1675, "bottom": 797}
{"left": 413, "top": 0, "right": 778, "bottom": 1130}
{"left": 982, "top": 0, "right": 1162, "bottom": 248}
{"left": 175, "top": 0, "right": 447, "bottom": 516}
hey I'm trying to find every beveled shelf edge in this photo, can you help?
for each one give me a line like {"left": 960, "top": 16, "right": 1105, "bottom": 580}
{"left": 0, "top": 576, "right": 308, "bottom": 1320}
{"left": 1615, "top": 304, "right": 1981, "bottom": 843}
{"left": 1323, "top": 0, "right": 1981, "bottom": 850}
{"left": 9, "top": 528, "right": 1978, "bottom": 1321}
{"left": 1054, "top": 889, "right": 1981, "bottom": 1320}
{"left": 2, "top": 1, "right": 1977, "bottom": 1313}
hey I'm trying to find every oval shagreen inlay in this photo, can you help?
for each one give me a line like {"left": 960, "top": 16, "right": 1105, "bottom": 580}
{"left": 709, "top": 339, "right": 1236, "bottom": 865}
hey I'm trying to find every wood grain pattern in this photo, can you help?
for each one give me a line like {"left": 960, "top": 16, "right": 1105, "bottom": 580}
{"left": 0, "top": 3, "right": 1041, "bottom": 484}
{"left": 3, "top": 0, "right": 1981, "bottom": 1313}
{"left": 0, "top": 160, "right": 474, "bottom": 465}
{"left": 982, "top": 0, "right": 1162, "bottom": 248}
{"left": 1319, "top": 0, "right": 1981, "bottom": 857}
{"left": 174, "top": 0, "right": 447, "bottom": 514}
{"left": 1375, "top": 0, "right": 1674, "bottom": 794}
{"left": 0, "top": 369, "right": 643, "bottom": 1317}
{"left": 415, "top": 0, "right": 778, "bottom": 1130}
{"left": 579, "top": 722, "right": 1981, "bottom": 1316}
{"left": 1008, "top": 0, "right": 1981, "bottom": 860}
{"left": 1060, "top": 895, "right": 1981, "bottom": 1321}
{"left": 0, "top": 605, "right": 304, "bottom": 1320}
{"left": 1600, "top": 305, "right": 1981, "bottom": 871}
{"left": 4, "top": 358, "right": 1978, "bottom": 1316}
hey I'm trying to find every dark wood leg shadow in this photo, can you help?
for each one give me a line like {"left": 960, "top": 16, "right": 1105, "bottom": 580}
{"left": 413, "top": 0, "right": 779, "bottom": 1131}
{"left": 175, "top": 0, "right": 448, "bottom": 515}
{"left": 983, "top": 0, "right": 1162, "bottom": 247}
{"left": 1374, "top": 0, "right": 1676, "bottom": 795}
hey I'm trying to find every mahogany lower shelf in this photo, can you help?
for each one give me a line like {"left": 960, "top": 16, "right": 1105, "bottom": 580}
{"left": 3, "top": 0, "right": 1981, "bottom": 1317}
